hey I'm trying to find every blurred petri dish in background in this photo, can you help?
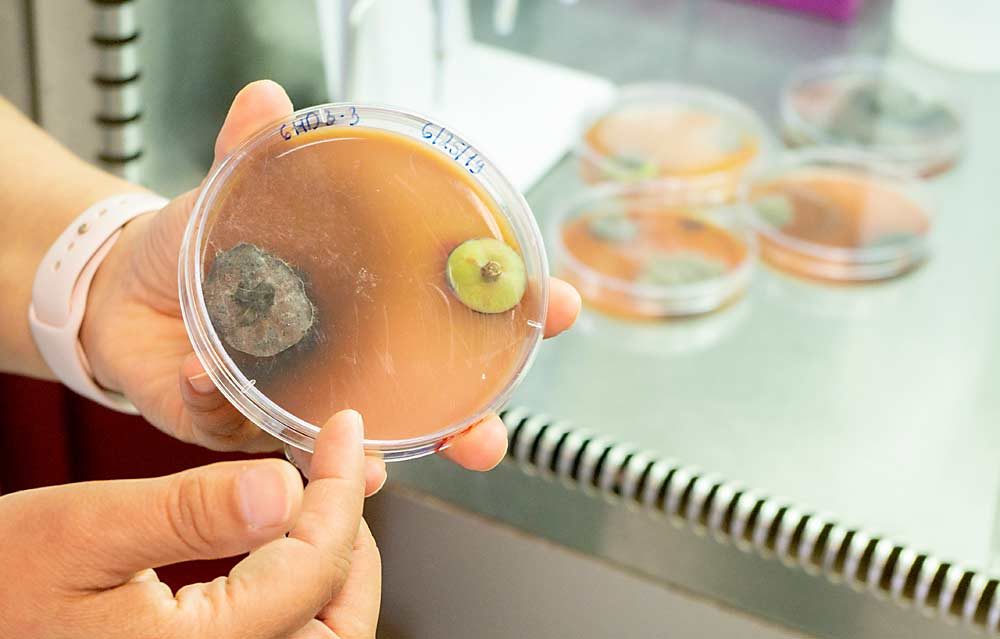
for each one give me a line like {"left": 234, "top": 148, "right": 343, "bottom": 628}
{"left": 748, "top": 148, "right": 932, "bottom": 283}
{"left": 575, "top": 295, "right": 750, "bottom": 357}
{"left": 781, "top": 56, "right": 963, "bottom": 177}
{"left": 552, "top": 184, "right": 756, "bottom": 319}
{"left": 577, "top": 84, "right": 772, "bottom": 201}
{"left": 180, "top": 104, "right": 549, "bottom": 460}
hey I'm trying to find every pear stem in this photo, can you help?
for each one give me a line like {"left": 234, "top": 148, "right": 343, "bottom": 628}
{"left": 480, "top": 260, "right": 502, "bottom": 282}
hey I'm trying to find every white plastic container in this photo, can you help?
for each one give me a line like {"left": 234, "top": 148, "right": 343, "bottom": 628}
{"left": 894, "top": 0, "right": 1000, "bottom": 73}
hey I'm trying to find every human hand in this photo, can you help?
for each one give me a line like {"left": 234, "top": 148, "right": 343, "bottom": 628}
{"left": 79, "top": 80, "right": 581, "bottom": 474}
{"left": 0, "top": 409, "right": 379, "bottom": 639}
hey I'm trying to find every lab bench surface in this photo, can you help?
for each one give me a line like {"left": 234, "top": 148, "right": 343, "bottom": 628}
{"left": 392, "top": 1, "right": 1000, "bottom": 638}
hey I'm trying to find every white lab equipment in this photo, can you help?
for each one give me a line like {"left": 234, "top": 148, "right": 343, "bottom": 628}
{"left": 315, "top": 0, "right": 614, "bottom": 191}
{"left": 893, "top": 0, "right": 1000, "bottom": 73}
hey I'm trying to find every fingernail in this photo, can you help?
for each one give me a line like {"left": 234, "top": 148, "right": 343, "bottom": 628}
{"left": 255, "top": 79, "right": 289, "bottom": 100}
{"left": 238, "top": 465, "right": 290, "bottom": 529}
{"left": 187, "top": 372, "right": 215, "bottom": 394}
{"left": 341, "top": 409, "right": 364, "bottom": 439}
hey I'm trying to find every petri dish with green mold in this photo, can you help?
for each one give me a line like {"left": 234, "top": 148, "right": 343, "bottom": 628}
{"left": 781, "top": 56, "right": 963, "bottom": 177}
{"left": 576, "top": 84, "right": 772, "bottom": 201}
{"left": 748, "top": 148, "right": 933, "bottom": 282}
{"left": 180, "top": 104, "right": 549, "bottom": 460}
{"left": 552, "top": 184, "right": 755, "bottom": 319}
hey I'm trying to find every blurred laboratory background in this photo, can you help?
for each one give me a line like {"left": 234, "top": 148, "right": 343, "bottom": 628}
{"left": 3, "top": 1, "right": 1000, "bottom": 638}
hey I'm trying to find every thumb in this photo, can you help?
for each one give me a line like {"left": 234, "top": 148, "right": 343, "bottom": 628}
{"left": 214, "top": 79, "right": 293, "bottom": 165}
{"left": 37, "top": 458, "right": 303, "bottom": 590}
{"left": 114, "top": 81, "right": 293, "bottom": 309}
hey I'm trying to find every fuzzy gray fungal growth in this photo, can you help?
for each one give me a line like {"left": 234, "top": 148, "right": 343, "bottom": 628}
{"left": 203, "top": 243, "right": 315, "bottom": 357}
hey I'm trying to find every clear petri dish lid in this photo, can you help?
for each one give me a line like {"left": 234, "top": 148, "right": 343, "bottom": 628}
{"left": 179, "top": 103, "right": 549, "bottom": 460}
{"left": 575, "top": 296, "right": 750, "bottom": 357}
{"left": 747, "top": 147, "right": 933, "bottom": 282}
{"left": 781, "top": 55, "right": 964, "bottom": 177}
{"left": 552, "top": 182, "right": 756, "bottom": 319}
{"left": 576, "top": 83, "right": 774, "bottom": 201}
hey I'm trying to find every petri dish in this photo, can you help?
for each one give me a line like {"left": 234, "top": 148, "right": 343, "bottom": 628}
{"left": 577, "top": 84, "right": 772, "bottom": 201}
{"left": 575, "top": 296, "right": 750, "bottom": 357}
{"left": 552, "top": 183, "right": 755, "bottom": 319}
{"left": 748, "top": 148, "right": 933, "bottom": 282}
{"left": 781, "top": 56, "right": 963, "bottom": 177}
{"left": 180, "top": 103, "right": 549, "bottom": 460}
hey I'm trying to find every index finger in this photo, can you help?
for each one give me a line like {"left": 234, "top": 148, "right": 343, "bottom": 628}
{"left": 175, "top": 409, "right": 367, "bottom": 638}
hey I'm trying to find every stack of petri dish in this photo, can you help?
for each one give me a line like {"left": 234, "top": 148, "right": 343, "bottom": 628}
{"left": 564, "top": 84, "right": 767, "bottom": 317}
{"left": 565, "top": 70, "right": 943, "bottom": 293}
{"left": 748, "top": 54, "right": 953, "bottom": 282}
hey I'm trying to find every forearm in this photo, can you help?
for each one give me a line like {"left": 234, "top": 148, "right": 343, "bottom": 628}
{"left": 0, "top": 97, "right": 146, "bottom": 379}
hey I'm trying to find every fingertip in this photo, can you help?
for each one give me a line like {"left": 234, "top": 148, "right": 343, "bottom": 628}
{"left": 544, "top": 277, "right": 581, "bottom": 339}
{"left": 214, "top": 80, "right": 294, "bottom": 162}
{"left": 274, "top": 457, "right": 306, "bottom": 492}
{"left": 364, "top": 457, "right": 387, "bottom": 497}
{"left": 231, "top": 80, "right": 294, "bottom": 120}
{"left": 181, "top": 353, "right": 216, "bottom": 395}
{"left": 272, "top": 458, "right": 306, "bottom": 523}
{"left": 285, "top": 443, "right": 312, "bottom": 477}
{"left": 180, "top": 353, "right": 277, "bottom": 453}
{"left": 181, "top": 351, "right": 204, "bottom": 374}
{"left": 245, "top": 79, "right": 293, "bottom": 104}
{"left": 441, "top": 415, "right": 508, "bottom": 472}
{"left": 331, "top": 409, "right": 364, "bottom": 437}
{"left": 310, "top": 409, "right": 366, "bottom": 482}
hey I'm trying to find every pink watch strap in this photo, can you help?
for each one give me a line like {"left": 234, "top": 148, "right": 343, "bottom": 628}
{"left": 28, "top": 193, "right": 169, "bottom": 413}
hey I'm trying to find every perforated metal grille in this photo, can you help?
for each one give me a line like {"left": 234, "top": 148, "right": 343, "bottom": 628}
{"left": 501, "top": 407, "right": 999, "bottom": 633}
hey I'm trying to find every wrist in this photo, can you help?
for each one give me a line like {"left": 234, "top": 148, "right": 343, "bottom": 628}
{"left": 27, "top": 190, "right": 166, "bottom": 412}
{"left": 79, "top": 211, "right": 154, "bottom": 393}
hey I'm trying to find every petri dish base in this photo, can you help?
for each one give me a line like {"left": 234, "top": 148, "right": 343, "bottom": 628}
{"left": 180, "top": 104, "right": 549, "bottom": 460}
{"left": 576, "top": 84, "right": 772, "bottom": 201}
{"left": 552, "top": 184, "right": 756, "bottom": 320}
{"left": 748, "top": 149, "right": 933, "bottom": 283}
{"left": 781, "top": 56, "right": 963, "bottom": 178}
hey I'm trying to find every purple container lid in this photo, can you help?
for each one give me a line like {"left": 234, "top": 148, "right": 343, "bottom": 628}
{"left": 742, "top": 0, "right": 863, "bottom": 22}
